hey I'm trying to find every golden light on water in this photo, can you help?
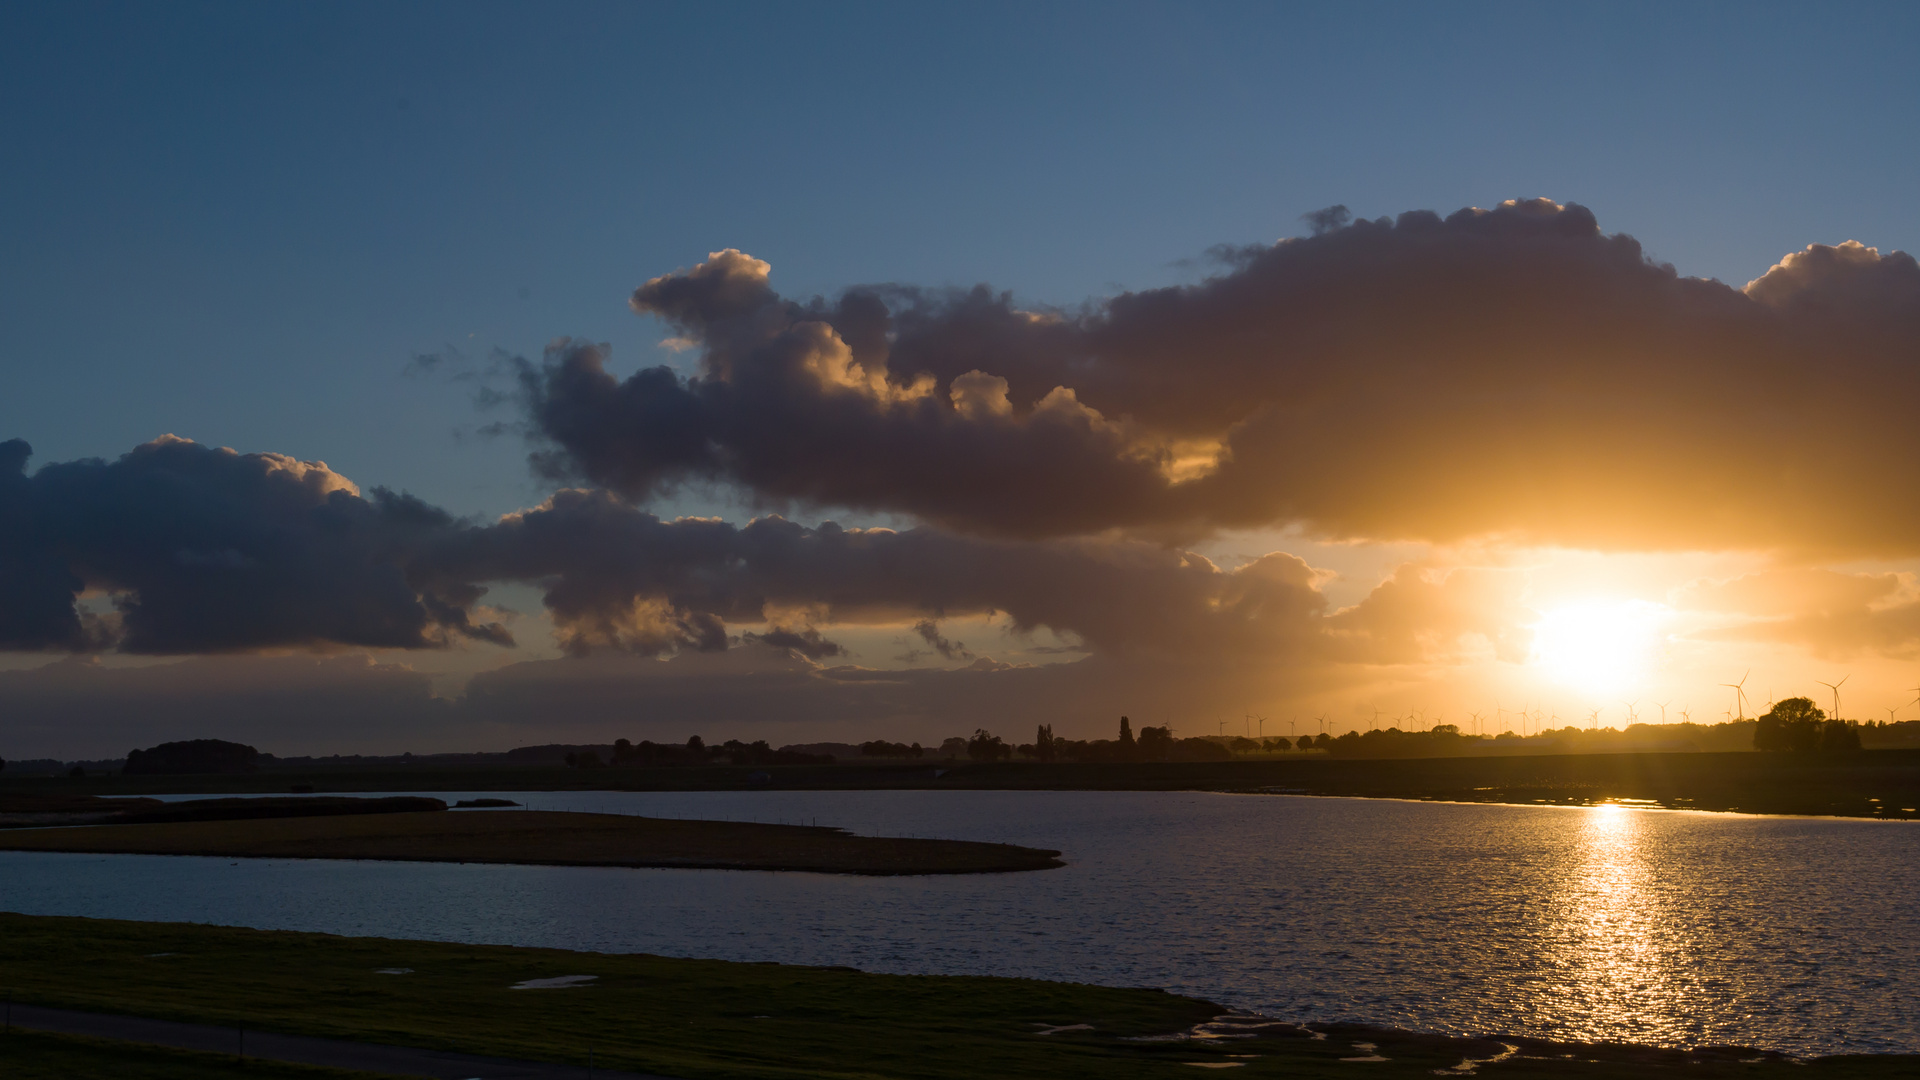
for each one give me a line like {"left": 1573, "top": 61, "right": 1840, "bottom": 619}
{"left": 1528, "top": 600, "right": 1668, "bottom": 696}
{"left": 1539, "top": 803, "right": 1690, "bottom": 1045}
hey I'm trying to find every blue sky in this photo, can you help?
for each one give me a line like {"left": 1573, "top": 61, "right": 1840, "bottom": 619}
{"left": 4, "top": 0, "right": 1916, "bottom": 521}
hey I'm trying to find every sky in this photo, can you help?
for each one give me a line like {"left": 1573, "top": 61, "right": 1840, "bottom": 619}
{"left": 3, "top": 1, "right": 1920, "bottom": 757}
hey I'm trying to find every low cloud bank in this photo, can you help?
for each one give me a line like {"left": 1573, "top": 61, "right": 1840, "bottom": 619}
{"left": 0, "top": 438, "right": 1525, "bottom": 668}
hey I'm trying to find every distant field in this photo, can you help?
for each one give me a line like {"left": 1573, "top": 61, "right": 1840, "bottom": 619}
{"left": 0, "top": 809, "right": 1063, "bottom": 874}
{"left": 7, "top": 750, "right": 1920, "bottom": 819}
{"left": 0, "top": 914, "right": 1910, "bottom": 1079}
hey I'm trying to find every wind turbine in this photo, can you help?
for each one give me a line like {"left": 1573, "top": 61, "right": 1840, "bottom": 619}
{"left": 1720, "top": 670, "right": 1752, "bottom": 721}
{"left": 1655, "top": 700, "right": 1671, "bottom": 724}
{"left": 1255, "top": 714, "right": 1268, "bottom": 739}
{"left": 1468, "top": 711, "right": 1483, "bottom": 737}
{"left": 1678, "top": 707, "right": 1692, "bottom": 724}
{"left": 1817, "top": 675, "right": 1849, "bottom": 723}
{"left": 1887, "top": 705, "right": 1901, "bottom": 725}
{"left": 1621, "top": 700, "right": 1640, "bottom": 726}
{"left": 1586, "top": 707, "right": 1601, "bottom": 730}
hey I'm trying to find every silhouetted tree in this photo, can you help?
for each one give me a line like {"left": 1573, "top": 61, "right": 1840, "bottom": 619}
{"left": 1034, "top": 724, "right": 1057, "bottom": 763}
{"left": 1136, "top": 725, "right": 1173, "bottom": 760}
{"left": 1755, "top": 697, "right": 1824, "bottom": 752}
{"left": 967, "top": 728, "right": 1011, "bottom": 761}
{"left": 1821, "top": 719, "right": 1863, "bottom": 753}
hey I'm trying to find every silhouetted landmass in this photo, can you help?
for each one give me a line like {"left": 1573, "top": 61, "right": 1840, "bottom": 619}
{"left": 111, "top": 796, "right": 445, "bottom": 824}
{"left": 0, "top": 809, "right": 1064, "bottom": 874}
{"left": 0, "top": 794, "right": 442, "bottom": 829}
{"left": 0, "top": 914, "right": 1911, "bottom": 1077}
{"left": 123, "top": 739, "right": 260, "bottom": 776}
{"left": 10, "top": 750, "right": 1916, "bottom": 820}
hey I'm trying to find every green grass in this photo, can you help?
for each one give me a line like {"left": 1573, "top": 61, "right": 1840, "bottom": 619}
{"left": 0, "top": 1028, "right": 405, "bottom": 1080}
{"left": 0, "top": 914, "right": 1912, "bottom": 1079}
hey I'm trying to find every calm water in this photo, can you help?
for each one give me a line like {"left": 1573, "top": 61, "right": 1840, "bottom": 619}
{"left": 3, "top": 790, "right": 1915, "bottom": 1055}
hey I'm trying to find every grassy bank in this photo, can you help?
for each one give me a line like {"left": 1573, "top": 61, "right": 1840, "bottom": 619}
{"left": 8, "top": 750, "right": 1920, "bottom": 819}
{"left": 0, "top": 914, "right": 1910, "bottom": 1078}
{"left": 0, "top": 1029, "right": 407, "bottom": 1080}
{"left": 0, "top": 809, "right": 1063, "bottom": 874}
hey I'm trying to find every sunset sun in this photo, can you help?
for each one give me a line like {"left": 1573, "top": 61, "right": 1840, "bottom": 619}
{"left": 1529, "top": 600, "right": 1668, "bottom": 696}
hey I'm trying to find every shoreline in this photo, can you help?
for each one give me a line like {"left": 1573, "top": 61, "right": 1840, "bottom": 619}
{"left": 0, "top": 809, "right": 1066, "bottom": 875}
{"left": 0, "top": 913, "right": 1911, "bottom": 1077}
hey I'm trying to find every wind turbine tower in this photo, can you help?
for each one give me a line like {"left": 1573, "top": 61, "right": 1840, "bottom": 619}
{"left": 1818, "top": 676, "right": 1849, "bottom": 723}
{"left": 1720, "top": 670, "right": 1752, "bottom": 721}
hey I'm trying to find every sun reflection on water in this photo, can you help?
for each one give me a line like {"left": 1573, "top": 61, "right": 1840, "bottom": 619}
{"left": 1537, "top": 804, "right": 1694, "bottom": 1044}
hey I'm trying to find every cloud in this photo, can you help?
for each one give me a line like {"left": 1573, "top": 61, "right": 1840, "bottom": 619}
{"left": 1678, "top": 567, "right": 1920, "bottom": 659}
{"left": 512, "top": 202, "right": 1920, "bottom": 554}
{"left": 911, "top": 619, "right": 971, "bottom": 660}
{"left": 741, "top": 625, "right": 845, "bottom": 659}
{"left": 0, "top": 436, "right": 509, "bottom": 653}
{"left": 1, "top": 439, "right": 1540, "bottom": 679}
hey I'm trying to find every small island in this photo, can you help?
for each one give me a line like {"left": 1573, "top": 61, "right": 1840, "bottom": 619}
{"left": 0, "top": 806, "right": 1064, "bottom": 875}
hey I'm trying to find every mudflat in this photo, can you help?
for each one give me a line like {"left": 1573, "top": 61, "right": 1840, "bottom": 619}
{"left": 0, "top": 808, "right": 1063, "bottom": 874}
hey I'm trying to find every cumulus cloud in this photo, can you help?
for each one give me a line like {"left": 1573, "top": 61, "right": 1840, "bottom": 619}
{"left": 0, "top": 436, "right": 508, "bottom": 653}
{"left": 514, "top": 201, "right": 1920, "bottom": 554}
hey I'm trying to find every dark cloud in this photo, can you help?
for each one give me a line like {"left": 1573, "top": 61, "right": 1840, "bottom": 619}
{"left": 514, "top": 201, "right": 1920, "bottom": 554}
{"left": 1, "top": 439, "right": 1528, "bottom": 681}
{"left": 439, "top": 491, "right": 1526, "bottom": 673}
{"left": 0, "top": 436, "right": 509, "bottom": 653}
{"left": 741, "top": 625, "right": 845, "bottom": 659}
{"left": 911, "top": 619, "right": 971, "bottom": 661}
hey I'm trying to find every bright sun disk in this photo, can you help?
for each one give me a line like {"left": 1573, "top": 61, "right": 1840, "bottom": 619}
{"left": 1529, "top": 599, "right": 1668, "bottom": 696}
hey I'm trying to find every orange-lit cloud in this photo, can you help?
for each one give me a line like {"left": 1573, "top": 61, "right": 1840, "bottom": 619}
{"left": 518, "top": 201, "right": 1919, "bottom": 554}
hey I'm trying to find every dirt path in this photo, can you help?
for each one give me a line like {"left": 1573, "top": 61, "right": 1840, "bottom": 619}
{"left": 3, "top": 1002, "right": 674, "bottom": 1079}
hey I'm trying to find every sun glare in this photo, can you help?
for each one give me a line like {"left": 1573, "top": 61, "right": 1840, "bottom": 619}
{"left": 1529, "top": 600, "right": 1667, "bottom": 696}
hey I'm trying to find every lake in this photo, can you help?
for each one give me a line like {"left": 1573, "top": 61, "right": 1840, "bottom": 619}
{"left": 2, "top": 790, "right": 1914, "bottom": 1056}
